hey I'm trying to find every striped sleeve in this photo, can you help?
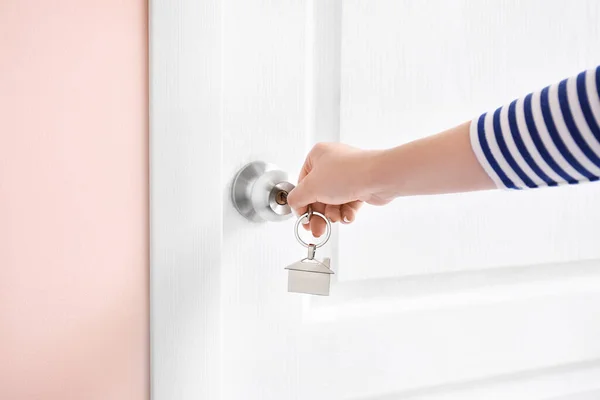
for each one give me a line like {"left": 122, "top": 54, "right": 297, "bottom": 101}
{"left": 470, "top": 65, "right": 600, "bottom": 189}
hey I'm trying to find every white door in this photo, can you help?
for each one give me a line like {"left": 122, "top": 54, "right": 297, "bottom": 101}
{"left": 150, "top": 1, "right": 600, "bottom": 399}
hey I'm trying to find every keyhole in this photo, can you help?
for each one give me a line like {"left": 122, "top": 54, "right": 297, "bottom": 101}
{"left": 275, "top": 190, "right": 288, "bottom": 205}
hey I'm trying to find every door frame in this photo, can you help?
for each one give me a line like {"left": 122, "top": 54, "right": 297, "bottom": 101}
{"left": 150, "top": 0, "right": 222, "bottom": 398}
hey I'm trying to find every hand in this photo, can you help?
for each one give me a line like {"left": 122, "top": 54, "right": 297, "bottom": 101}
{"left": 287, "top": 143, "right": 394, "bottom": 237}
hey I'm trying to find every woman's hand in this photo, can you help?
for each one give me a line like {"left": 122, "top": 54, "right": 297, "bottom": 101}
{"left": 287, "top": 143, "right": 394, "bottom": 237}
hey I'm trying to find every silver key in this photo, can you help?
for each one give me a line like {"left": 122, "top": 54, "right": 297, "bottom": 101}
{"left": 286, "top": 209, "right": 334, "bottom": 296}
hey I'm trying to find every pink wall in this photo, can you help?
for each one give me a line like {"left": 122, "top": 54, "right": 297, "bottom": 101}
{"left": 0, "top": 1, "right": 148, "bottom": 399}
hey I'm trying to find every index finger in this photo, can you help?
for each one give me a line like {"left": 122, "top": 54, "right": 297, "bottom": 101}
{"left": 291, "top": 159, "right": 311, "bottom": 217}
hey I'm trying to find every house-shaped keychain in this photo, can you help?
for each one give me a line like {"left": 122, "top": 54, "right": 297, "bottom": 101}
{"left": 285, "top": 257, "right": 334, "bottom": 296}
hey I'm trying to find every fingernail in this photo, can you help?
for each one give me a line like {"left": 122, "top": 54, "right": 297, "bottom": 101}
{"left": 343, "top": 216, "right": 350, "bottom": 223}
{"left": 302, "top": 217, "right": 310, "bottom": 225}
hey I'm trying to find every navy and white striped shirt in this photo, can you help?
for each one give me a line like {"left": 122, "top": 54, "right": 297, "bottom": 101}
{"left": 470, "top": 65, "right": 600, "bottom": 189}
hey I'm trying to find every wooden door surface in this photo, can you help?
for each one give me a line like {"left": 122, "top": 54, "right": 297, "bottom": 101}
{"left": 151, "top": 1, "right": 600, "bottom": 399}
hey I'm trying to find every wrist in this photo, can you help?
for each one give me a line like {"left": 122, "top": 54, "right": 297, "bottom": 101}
{"left": 362, "top": 148, "right": 403, "bottom": 198}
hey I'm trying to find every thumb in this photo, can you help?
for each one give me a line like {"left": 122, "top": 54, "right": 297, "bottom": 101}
{"left": 287, "top": 174, "right": 318, "bottom": 214}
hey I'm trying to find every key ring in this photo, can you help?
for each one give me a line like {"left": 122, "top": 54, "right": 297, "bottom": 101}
{"left": 294, "top": 210, "right": 331, "bottom": 249}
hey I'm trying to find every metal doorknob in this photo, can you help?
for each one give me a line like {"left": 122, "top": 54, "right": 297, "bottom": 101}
{"left": 231, "top": 161, "right": 295, "bottom": 222}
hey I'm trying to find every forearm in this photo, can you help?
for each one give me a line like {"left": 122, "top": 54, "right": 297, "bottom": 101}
{"left": 371, "top": 65, "right": 600, "bottom": 198}
{"left": 371, "top": 122, "right": 495, "bottom": 197}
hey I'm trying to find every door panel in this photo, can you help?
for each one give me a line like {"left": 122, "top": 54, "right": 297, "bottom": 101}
{"left": 339, "top": 0, "right": 600, "bottom": 281}
{"left": 302, "top": 264, "right": 600, "bottom": 398}
{"left": 151, "top": 1, "right": 600, "bottom": 399}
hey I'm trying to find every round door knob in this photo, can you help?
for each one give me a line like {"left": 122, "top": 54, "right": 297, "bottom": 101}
{"left": 231, "top": 161, "right": 295, "bottom": 222}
